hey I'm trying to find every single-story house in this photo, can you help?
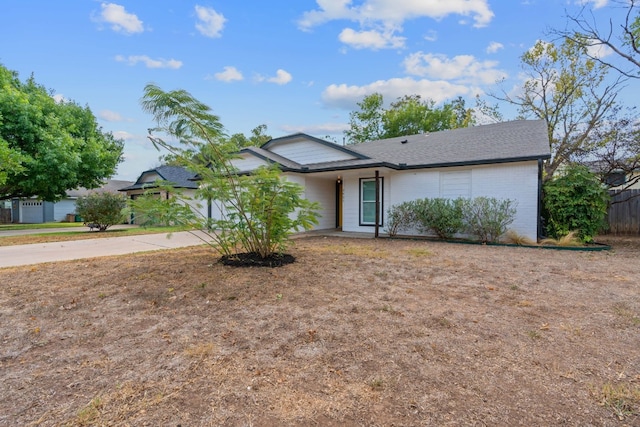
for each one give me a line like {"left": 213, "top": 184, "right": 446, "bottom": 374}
{"left": 6, "top": 179, "right": 133, "bottom": 224}
{"left": 222, "top": 119, "right": 550, "bottom": 241}
{"left": 118, "top": 165, "right": 206, "bottom": 223}
{"left": 120, "top": 120, "right": 551, "bottom": 240}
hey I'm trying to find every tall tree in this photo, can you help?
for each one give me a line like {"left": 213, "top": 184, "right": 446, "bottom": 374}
{"left": 0, "top": 64, "right": 123, "bottom": 200}
{"left": 135, "top": 84, "right": 319, "bottom": 262}
{"left": 344, "top": 93, "right": 473, "bottom": 144}
{"left": 496, "top": 39, "right": 626, "bottom": 180}
{"left": 344, "top": 93, "right": 385, "bottom": 143}
{"left": 560, "top": 0, "right": 640, "bottom": 79}
{"left": 574, "top": 115, "right": 640, "bottom": 192}
{"left": 228, "top": 124, "right": 272, "bottom": 148}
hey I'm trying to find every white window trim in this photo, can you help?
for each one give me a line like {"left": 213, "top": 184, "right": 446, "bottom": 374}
{"left": 359, "top": 177, "right": 383, "bottom": 226}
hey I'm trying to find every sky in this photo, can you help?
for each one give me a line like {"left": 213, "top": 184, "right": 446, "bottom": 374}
{"left": 1, "top": 0, "right": 635, "bottom": 181}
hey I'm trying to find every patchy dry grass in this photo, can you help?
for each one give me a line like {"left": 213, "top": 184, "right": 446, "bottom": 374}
{"left": 0, "top": 226, "right": 187, "bottom": 246}
{"left": 0, "top": 235, "right": 639, "bottom": 426}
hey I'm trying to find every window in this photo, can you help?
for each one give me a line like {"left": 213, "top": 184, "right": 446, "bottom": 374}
{"left": 604, "top": 172, "right": 626, "bottom": 187}
{"left": 360, "top": 177, "right": 383, "bottom": 226}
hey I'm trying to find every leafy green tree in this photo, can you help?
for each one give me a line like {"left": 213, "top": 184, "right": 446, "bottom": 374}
{"left": 135, "top": 84, "right": 319, "bottom": 263}
{"left": 542, "top": 164, "right": 610, "bottom": 242}
{"left": 497, "top": 39, "right": 626, "bottom": 181}
{"left": 344, "top": 93, "right": 385, "bottom": 143}
{"left": 75, "top": 192, "right": 128, "bottom": 231}
{"left": 228, "top": 124, "right": 271, "bottom": 148}
{"left": 158, "top": 124, "right": 271, "bottom": 166}
{"left": 0, "top": 139, "right": 24, "bottom": 186}
{"left": 345, "top": 93, "right": 474, "bottom": 144}
{"left": 0, "top": 64, "right": 123, "bottom": 201}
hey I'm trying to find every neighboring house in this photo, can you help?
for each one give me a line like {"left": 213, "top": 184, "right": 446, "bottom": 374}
{"left": 218, "top": 119, "right": 550, "bottom": 241}
{"left": 586, "top": 160, "right": 640, "bottom": 190}
{"left": 118, "top": 165, "right": 206, "bottom": 224}
{"left": 7, "top": 180, "right": 133, "bottom": 224}
{"left": 604, "top": 170, "right": 640, "bottom": 190}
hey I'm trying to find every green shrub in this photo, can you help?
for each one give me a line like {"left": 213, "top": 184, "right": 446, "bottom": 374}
{"left": 414, "top": 197, "right": 464, "bottom": 239}
{"left": 542, "top": 164, "right": 610, "bottom": 242}
{"left": 75, "top": 192, "right": 127, "bottom": 231}
{"left": 385, "top": 201, "right": 416, "bottom": 237}
{"left": 461, "top": 197, "right": 517, "bottom": 243}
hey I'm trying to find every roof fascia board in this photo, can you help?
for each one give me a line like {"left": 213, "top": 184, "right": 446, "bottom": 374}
{"left": 286, "top": 155, "right": 550, "bottom": 174}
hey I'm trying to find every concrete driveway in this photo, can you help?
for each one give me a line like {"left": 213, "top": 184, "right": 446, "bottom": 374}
{"left": 0, "top": 231, "right": 210, "bottom": 268}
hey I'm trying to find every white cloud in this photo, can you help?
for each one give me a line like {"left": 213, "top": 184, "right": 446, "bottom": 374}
{"left": 321, "top": 77, "right": 471, "bottom": 109}
{"left": 338, "top": 27, "right": 405, "bottom": 49}
{"left": 97, "top": 3, "right": 144, "bottom": 34}
{"left": 195, "top": 5, "right": 226, "bottom": 38}
{"left": 424, "top": 30, "right": 438, "bottom": 42}
{"left": 403, "top": 52, "right": 507, "bottom": 85}
{"left": 576, "top": 0, "right": 608, "bottom": 9}
{"left": 113, "top": 130, "right": 134, "bottom": 140}
{"left": 298, "top": 0, "right": 494, "bottom": 30}
{"left": 586, "top": 40, "right": 614, "bottom": 59}
{"left": 115, "top": 55, "right": 183, "bottom": 69}
{"left": 52, "top": 94, "right": 66, "bottom": 103}
{"left": 98, "top": 110, "right": 133, "bottom": 122}
{"left": 256, "top": 69, "right": 293, "bottom": 85}
{"left": 486, "top": 41, "right": 504, "bottom": 54}
{"left": 211, "top": 66, "right": 243, "bottom": 82}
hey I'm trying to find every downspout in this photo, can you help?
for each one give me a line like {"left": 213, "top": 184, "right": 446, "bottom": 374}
{"left": 375, "top": 170, "right": 380, "bottom": 238}
{"left": 537, "top": 159, "right": 544, "bottom": 241}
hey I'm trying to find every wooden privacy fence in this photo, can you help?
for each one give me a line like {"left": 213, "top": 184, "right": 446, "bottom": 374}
{"left": 0, "top": 208, "right": 11, "bottom": 224}
{"left": 607, "top": 189, "right": 640, "bottom": 235}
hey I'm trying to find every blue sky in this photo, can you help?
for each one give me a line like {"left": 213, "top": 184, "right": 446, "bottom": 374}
{"left": 1, "top": 0, "right": 634, "bottom": 180}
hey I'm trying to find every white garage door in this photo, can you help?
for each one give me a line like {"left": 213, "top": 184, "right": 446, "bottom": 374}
{"left": 20, "top": 200, "right": 44, "bottom": 223}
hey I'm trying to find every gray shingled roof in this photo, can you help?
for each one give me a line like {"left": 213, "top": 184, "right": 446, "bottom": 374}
{"left": 240, "top": 146, "right": 302, "bottom": 170}
{"left": 118, "top": 165, "right": 198, "bottom": 191}
{"left": 66, "top": 180, "right": 134, "bottom": 198}
{"left": 348, "top": 119, "right": 550, "bottom": 169}
{"left": 261, "top": 120, "right": 550, "bottom": 173}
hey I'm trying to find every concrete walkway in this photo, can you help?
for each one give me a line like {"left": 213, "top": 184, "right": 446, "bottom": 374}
{"left": 0, "top": 231, "right": 210, "bottom": 268}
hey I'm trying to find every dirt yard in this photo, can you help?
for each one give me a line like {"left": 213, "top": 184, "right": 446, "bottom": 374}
{"left": 1, "top": 235, "right": 639, "bottom": 426}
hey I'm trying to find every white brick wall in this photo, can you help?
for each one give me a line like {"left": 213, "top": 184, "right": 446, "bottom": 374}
{"left": 302, "top": 177, "right": 337, "bottom": 230}
{"left": 341, "top": 161, "right": 540, "bottom": 240}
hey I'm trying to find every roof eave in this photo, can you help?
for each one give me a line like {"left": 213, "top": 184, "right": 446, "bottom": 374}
{"left": 277, "top": 154, "right": 550, "bottom": 174}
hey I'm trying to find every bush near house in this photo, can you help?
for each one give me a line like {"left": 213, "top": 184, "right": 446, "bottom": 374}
{"left": 542, "top": 164, "right": 610, "bottom": 243}
{"left": 461, "top": 197, "right": 518, "bottom": 243}
{"left": 386, "top": 196, "right": 517, "bottom": 243}
{"left": 385, "top": 201, "right": 416, "bottom": 237}
{"left": 414, "top": 197, "right": 465, "bottom": 239}
{"left": 75, "top": 192, "right": 127, "bottom": 232}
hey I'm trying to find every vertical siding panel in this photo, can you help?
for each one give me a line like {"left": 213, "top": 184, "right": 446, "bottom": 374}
{"left": 269, "top": 140, "right": 356, "bottom": 164}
